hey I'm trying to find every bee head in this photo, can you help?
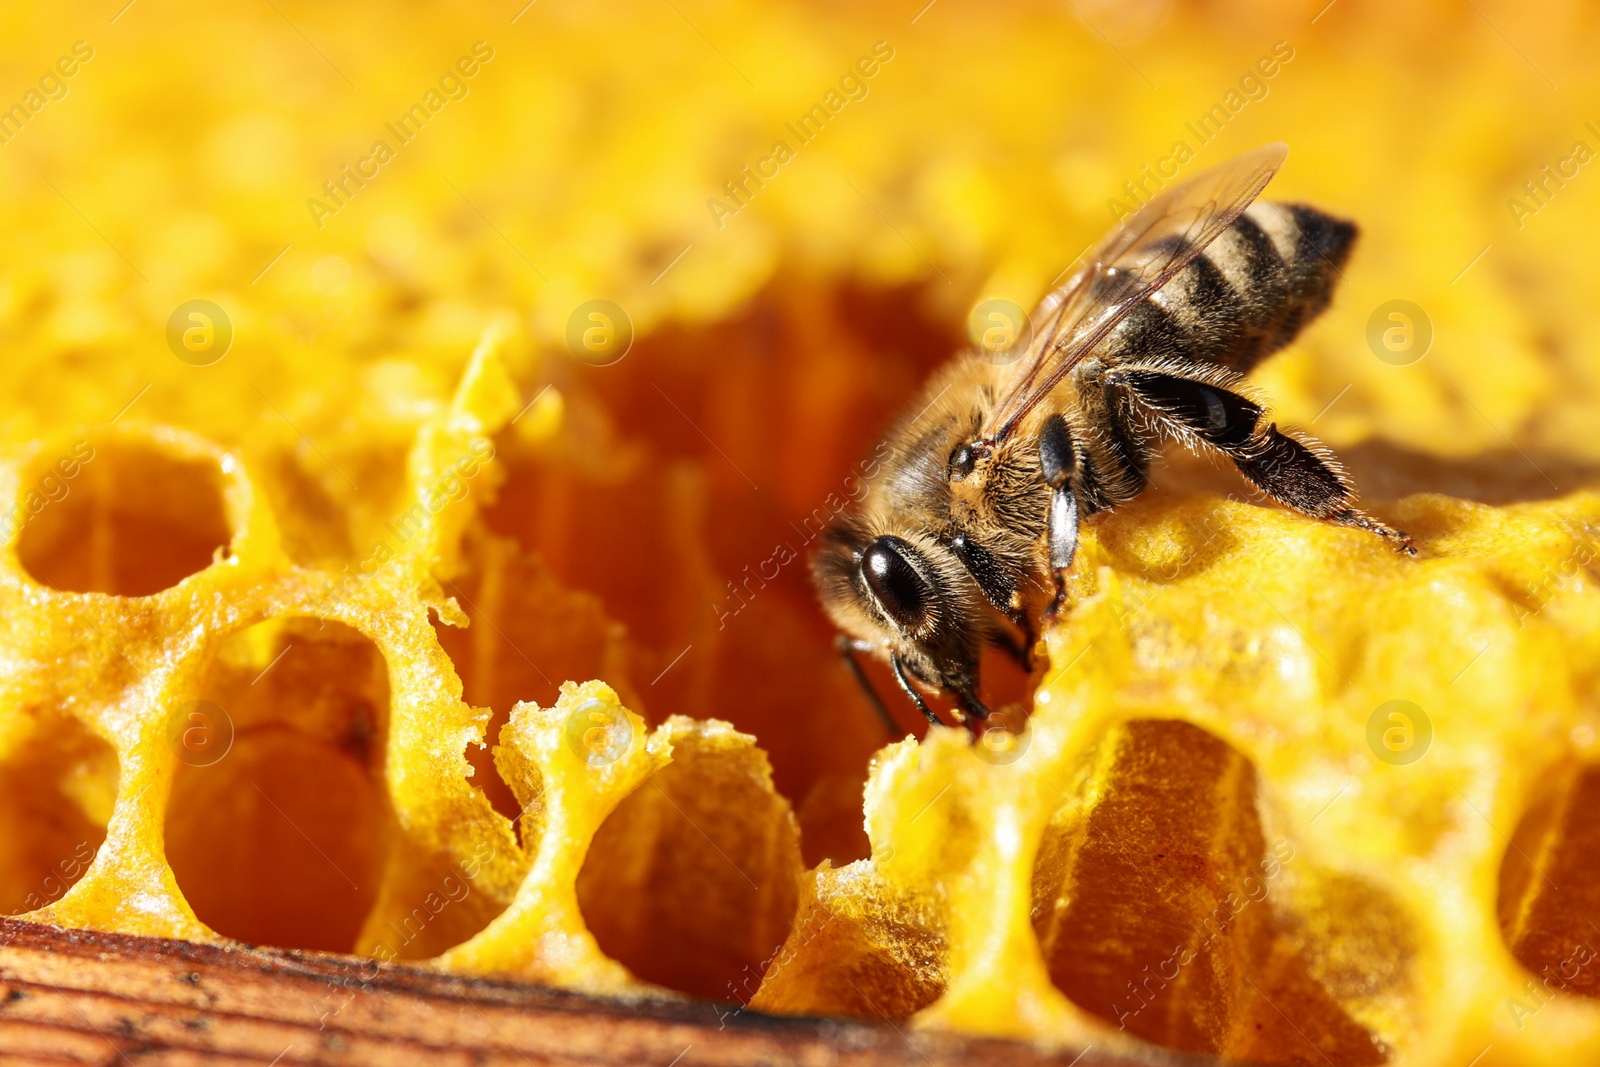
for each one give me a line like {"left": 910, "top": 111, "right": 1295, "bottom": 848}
{"left": 811, "top": 517, "right": 987, "bottom": 717}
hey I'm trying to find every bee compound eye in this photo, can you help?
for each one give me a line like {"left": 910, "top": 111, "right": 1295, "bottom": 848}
{"left": 860, "top": 536, "right": 932, "bottom": 632}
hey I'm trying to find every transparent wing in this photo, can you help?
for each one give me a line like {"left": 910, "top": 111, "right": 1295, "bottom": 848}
{"left": 980, "top": 143, "right": 1289, "bottom": 444}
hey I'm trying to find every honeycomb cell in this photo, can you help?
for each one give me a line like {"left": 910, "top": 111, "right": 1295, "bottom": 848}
{"left": 164, "top": 618, "right": 395, "bottom": 952}
{"left": 0, "top": 712, "right": 117, "bottom": 916}
{"left": 1499, "top": 763, "right": 1600, "bottom": 1001}
{"left": 576, "top": 719, "right": 803, "bottom": 1001}
{"left": 1032, "top": 720, "right": 1384, "bottom": 1065}
{"left": 15, "top": 434, "right": 233, "bottom": 597}
{"left": 432, "top": 524, "right": 643, "bottom": 825}
{"left": 795, "top": 771, "right": 874, "bottom": 869}
{"left": 251, "top": 449, "right": 356, "bottom": 569}
{"left": 746, "top": 865, "right": 947, "bottom": 1021}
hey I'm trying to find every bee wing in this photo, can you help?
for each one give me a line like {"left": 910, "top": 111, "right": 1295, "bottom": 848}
{"left": 981, "top": 143, "right": 1289, "bottom": 444}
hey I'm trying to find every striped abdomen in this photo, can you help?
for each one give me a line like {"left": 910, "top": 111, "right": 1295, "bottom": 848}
{"left": 1097, "top": 201, "right": 1357, "bottom": 373}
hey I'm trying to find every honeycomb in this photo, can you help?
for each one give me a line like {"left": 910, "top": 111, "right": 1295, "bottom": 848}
{"left": 3, "top": 1, "right": 1600, "bottom": 1065}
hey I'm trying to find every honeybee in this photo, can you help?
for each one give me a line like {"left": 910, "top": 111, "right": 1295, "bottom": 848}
{"left": 813, "top": 144, "right": 1413, "bottom": 732}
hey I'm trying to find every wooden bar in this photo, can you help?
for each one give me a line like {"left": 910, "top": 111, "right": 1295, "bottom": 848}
{"left": 0, "top": 918, "right": 1162, "bottom": 1066}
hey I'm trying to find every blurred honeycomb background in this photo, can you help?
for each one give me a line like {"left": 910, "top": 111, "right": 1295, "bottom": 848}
{"left": 0, "top": 1, "right": 1598, "bottom": 1065}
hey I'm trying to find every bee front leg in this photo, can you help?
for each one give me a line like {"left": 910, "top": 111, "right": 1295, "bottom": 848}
{"left": 889, "top": 653, "right": 942, "bottom": 728}
{"left": 1039, "top": 413, "right": 1080, "bottom": 620}
{"left": 836, "top": 635, "right": 905, "bottom": 738}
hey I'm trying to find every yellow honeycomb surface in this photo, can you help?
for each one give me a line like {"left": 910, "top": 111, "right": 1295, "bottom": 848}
{"left": 1, "top": 2, "right": 1599, "bottom": 1066}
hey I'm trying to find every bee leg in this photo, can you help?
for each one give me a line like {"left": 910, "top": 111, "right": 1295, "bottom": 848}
{"left": 889, "top": 652, "right": 943, "bottom": 728}
{"left": 991, "top": 627, "right": 1033, "bottom": 671}
{"left": 836, "top": 635, "right": 906, "bottom": 738}
{"left": 1015, "top": 611, "right": 1038, "bottom": 668}
{"left": 1038, "top": 412, "right": 1081, "bottom": 620}
{"left": 950, "top": 533, "right": 1032, "bottom": 669}
{"left": 949, "top": 683, "right": 989, "bottom": 729}
{"left": 1112, "top": 365, "right": 1416, "bottom": 556}
{"left": 1235, "top": 425, "right": 1417, "bottom": 556}
{"left": 1046, "top": 488, "right": 1080, "bottom": 620}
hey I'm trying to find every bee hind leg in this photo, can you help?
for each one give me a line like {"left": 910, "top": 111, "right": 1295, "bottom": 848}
{"left": 1111, "top": 364, "right": 1415, "bottom": 557}
{"left": 1038, "top": 413, "right": 1082, "bottom": 621}
{"left": 1233, "top": 424, "right": 1416, "bottom": 557}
